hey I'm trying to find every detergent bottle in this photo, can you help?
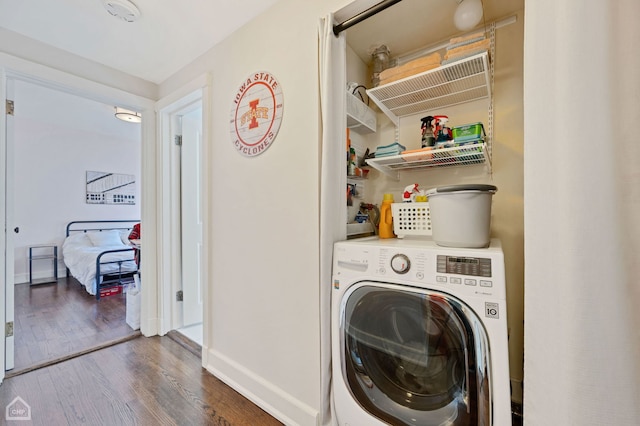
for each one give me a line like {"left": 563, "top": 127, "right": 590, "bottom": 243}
{"left": 379, "top": 193, "right": 396, "bottom": 239}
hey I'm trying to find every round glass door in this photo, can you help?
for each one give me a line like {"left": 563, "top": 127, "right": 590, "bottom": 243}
{"left": 341, "top": 285, "right": 491, "bottom": 425}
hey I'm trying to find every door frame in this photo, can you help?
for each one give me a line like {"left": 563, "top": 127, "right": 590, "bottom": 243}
{"left": 0, "top": 57, "right": 156, "bottom": 383}
{"left": 155, "top": 73, "right": 210, "bottom": 363}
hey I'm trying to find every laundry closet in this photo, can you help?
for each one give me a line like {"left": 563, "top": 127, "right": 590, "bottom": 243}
{"left": 337, "top": 0, "right": 525, "bottom": 408}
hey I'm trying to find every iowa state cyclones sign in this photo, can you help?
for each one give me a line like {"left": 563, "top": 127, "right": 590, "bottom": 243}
{"left": 230, "top": 71, "right": 284, "bottom": 157}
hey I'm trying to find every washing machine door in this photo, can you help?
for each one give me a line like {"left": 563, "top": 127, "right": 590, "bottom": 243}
{"left": 341, "top": 283, "right": 491, "bottom": 425}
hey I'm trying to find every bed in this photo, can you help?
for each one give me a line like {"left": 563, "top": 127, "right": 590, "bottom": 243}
{"left": 63, "top": 220, "right": 140, "bottom": 300}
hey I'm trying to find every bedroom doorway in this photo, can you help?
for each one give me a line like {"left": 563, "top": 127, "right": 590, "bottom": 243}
{"left": 3, "top": 77, "right": 143, "bottom": 375}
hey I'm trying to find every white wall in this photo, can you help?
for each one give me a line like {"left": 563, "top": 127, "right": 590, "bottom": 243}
{"left": 12, "top": 80, "right": 141, "bottom": 283}
{"left": 160, "top": 0, "right": 351, "bottom": 424}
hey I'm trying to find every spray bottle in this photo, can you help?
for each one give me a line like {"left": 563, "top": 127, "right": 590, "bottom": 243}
{"left": 434, "top": 115, "right": 453, "bottom": 143}
{"left": 421, "top": 116, "right": 435, "bottom": 148}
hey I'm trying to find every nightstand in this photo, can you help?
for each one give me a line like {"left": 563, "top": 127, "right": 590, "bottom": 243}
{"left": 29, "top": 245, "right": 58, "bottom": 285}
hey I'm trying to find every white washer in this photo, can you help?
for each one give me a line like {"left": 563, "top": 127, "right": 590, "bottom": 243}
{"left": 331, "top": 237, "right": 511, "bottom": 426}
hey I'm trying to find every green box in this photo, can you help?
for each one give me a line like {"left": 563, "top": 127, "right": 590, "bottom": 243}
{"left": 452, "top": 122, "right": 485, "bottom": 142}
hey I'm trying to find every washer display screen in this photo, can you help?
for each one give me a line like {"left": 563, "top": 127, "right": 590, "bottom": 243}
{"left": 437, "top": 255, "right": 492, "bottom": 277}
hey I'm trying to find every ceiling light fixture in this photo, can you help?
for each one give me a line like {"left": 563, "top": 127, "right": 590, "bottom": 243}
{"left": 454, "top": 0, "right": 484, "bottom": 31}
{"left": 115, "top": 107, "right": 142, "bottom": 123}
{"left": 102, "top": 0, "right": 140, "bottom": 23}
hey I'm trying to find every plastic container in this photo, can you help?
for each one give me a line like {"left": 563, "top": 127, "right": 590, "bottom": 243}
{"left": 391, "top": 202, "right": 432, "bottom": 238}
{"left": 452, "top": 122, "right": 485, "bottom": 142}
{"left": 425, "top": 184, "right": 497, "bottom": 248}
{"left": 378, "top": 193, "right": 396, "bottom": 239}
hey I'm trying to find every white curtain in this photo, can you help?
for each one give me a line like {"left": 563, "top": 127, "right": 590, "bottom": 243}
{"left": 318, "top": 14, "right": 346, "bottom": 426}
{"left": 523, "top": 1, "right": 640, "bottom": 424}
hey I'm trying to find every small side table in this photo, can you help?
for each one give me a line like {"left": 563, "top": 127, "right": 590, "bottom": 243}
{"left": 29, "top": 245, "right": 58, "bottom": 285}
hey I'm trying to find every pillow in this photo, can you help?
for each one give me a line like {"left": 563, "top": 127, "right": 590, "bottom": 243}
{"left": 65, "top": 232, "right": 91, "bottom": 246}
{"left": 120, "top": 229, "right": 132, "bottom": 245}
{"left": 63, "top": 232, "right": 91, "bottom": 251}
{"left": 87, "top": 230, "right": 126, "bottom": 247}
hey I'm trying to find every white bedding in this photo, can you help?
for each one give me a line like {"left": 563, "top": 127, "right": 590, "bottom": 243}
{"left": 62, "top": 230, "right": 137, "bottom": 295}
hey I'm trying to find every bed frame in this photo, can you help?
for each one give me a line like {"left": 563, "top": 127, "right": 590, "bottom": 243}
{"left": 65, "top": 220, "right": 140, "bottom": 300}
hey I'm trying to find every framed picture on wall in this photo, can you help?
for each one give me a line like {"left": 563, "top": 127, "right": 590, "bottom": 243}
{"left": 86, "top": 171, "right": 136, "bottom": 205}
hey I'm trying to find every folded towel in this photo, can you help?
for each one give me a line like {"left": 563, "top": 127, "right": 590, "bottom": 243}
{"left": 401, "top": 147, "right": 433, "bottom": 155}
{"left": 375, "top": 151, "right": 404, "bottom": 158}
{"left": 444, "top": 39, "right": 491, "bottom": 61}
{"left": 448, "top": 32, "right": 486, "bottom": 49}
{"left": 441, "top": 49, "right": 490, "bottom": 66}
{"left": 379, "top": 52, "right": 441, "bottom": 80}
{"left": 375, "top": 142, "right": 406, "bottom": 157}
{"left": 379, "top": 63, "right": 441, "bottom": 86}
{"left": 375, "top": 142, "right": 406, "bottom": 151}
{"left": 401, "top": 147, "right": 434, "bottom": 161}
{"left": 376, "top": 147, "right": 405, "bottom": 155}
{"left": 378, "top": 52, "right": 441, "bottom": 86}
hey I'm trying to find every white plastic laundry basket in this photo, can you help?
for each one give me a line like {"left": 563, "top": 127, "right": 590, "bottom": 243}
{"left": 391, "top": 203, "right": 432, "bottom": 238}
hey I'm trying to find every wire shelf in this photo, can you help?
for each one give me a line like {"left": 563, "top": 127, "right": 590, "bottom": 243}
{"left": 367, "top": 52, "right": 491, "bottom": 125}
{"left": 366, "top": 142, "right": 490, "bottom": 179}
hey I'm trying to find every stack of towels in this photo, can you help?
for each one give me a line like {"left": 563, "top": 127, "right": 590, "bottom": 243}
{"left": 442, "top": 32, "right": 490, "bottom": 65}
{"left": 375, "top": 142, "right": 406, "bottom": 157}
{"left": 377, "top": 52, "right": 441, "bottom": 86}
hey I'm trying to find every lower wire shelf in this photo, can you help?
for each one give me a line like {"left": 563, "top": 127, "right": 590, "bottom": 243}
{"left": 365, "top": 142, "right": 490, "bottom": 179}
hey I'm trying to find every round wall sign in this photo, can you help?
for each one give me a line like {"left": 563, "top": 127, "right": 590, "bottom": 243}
{"left": 230, "top": 71, "right": 284, "bottom": 157}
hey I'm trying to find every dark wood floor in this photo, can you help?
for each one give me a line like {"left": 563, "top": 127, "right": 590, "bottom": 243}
{"left": 12, "top": 277, "right": 140, "bottom": 374}
{"left": 0, "top": 335, "right": 282, "bottom": 425}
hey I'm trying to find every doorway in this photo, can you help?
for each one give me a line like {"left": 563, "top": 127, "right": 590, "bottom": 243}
{"left": 157, "top": 86, "right": 204, "bottom": 347}
{"left": 175, "top": 103, "right": 204, "bottom": 345}
{"left": 4, "top": 77, "right": 143, "bottom": 374}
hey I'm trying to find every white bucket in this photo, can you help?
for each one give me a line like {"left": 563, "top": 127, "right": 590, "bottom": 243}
{"left": 425, "top": 184, "right": 497, "bottom": 248}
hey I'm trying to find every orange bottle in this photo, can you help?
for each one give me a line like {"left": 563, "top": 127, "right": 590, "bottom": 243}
{"left": 379, "top": 193, "right": 396, "bottom": 239}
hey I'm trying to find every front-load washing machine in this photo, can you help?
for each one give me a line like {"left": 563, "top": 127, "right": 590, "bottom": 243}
{"left": 331, "top": 237, "right": 511, "bottom": 425}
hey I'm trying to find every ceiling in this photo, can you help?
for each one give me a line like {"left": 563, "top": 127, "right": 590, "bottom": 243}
{"left": 0, "top": 0, "right": 280, "bottom": 84}
{"left": 0, "top": 0, "right": 522, "bottom": 85}
{"left": 343, "top": 0, "right": 523, "bottom": 65}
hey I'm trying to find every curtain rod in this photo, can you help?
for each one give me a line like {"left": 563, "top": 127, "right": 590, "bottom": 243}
{"left": 333, "top": 0, "right": 403, "bottom": 36}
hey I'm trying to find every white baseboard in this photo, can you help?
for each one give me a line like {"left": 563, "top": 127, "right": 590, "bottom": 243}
{"left": 14, "top": 271, "right": 62, "bottom": 284}
{"left": 14, "top": 273, "right": 29, "bottom": 284}
{"left": 206, "top": 348, "right": 319, "bottom": 426}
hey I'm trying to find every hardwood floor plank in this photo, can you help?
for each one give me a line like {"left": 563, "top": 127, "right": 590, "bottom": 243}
{"left": 1, "top": 336, "right": 282, "bottom": 426}
{"left": 12, "top": 278, "right": 139, "bottom": 372}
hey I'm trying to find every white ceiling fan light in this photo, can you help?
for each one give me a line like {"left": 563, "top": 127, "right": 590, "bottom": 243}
{"left": 115, "top": 107, "right": 142, "bottom": 123}
{"left": 102, "top": 0, "right": 141, "bottom": 23}
{"left": 454, "top": 0, "right": 483, "bottom": 31}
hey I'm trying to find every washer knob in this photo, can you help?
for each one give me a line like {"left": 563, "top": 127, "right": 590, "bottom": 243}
{"left": 390, "top": 254, "right": 411, "bottom": 274}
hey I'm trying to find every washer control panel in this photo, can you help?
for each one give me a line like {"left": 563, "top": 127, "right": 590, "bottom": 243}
{"left": 333, "top": 239, "right": 506, "bottom": 299}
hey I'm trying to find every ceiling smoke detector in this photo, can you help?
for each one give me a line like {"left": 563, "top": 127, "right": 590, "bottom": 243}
{"left": 102, "top": 0, "right": 140, "bottom": 23}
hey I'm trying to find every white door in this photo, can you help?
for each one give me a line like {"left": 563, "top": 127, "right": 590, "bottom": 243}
{"left": 180, "top": 107, "right": 203, "bottom": 327}
{"left": 3, "top": 78, "right": 15, "bottom": 371}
